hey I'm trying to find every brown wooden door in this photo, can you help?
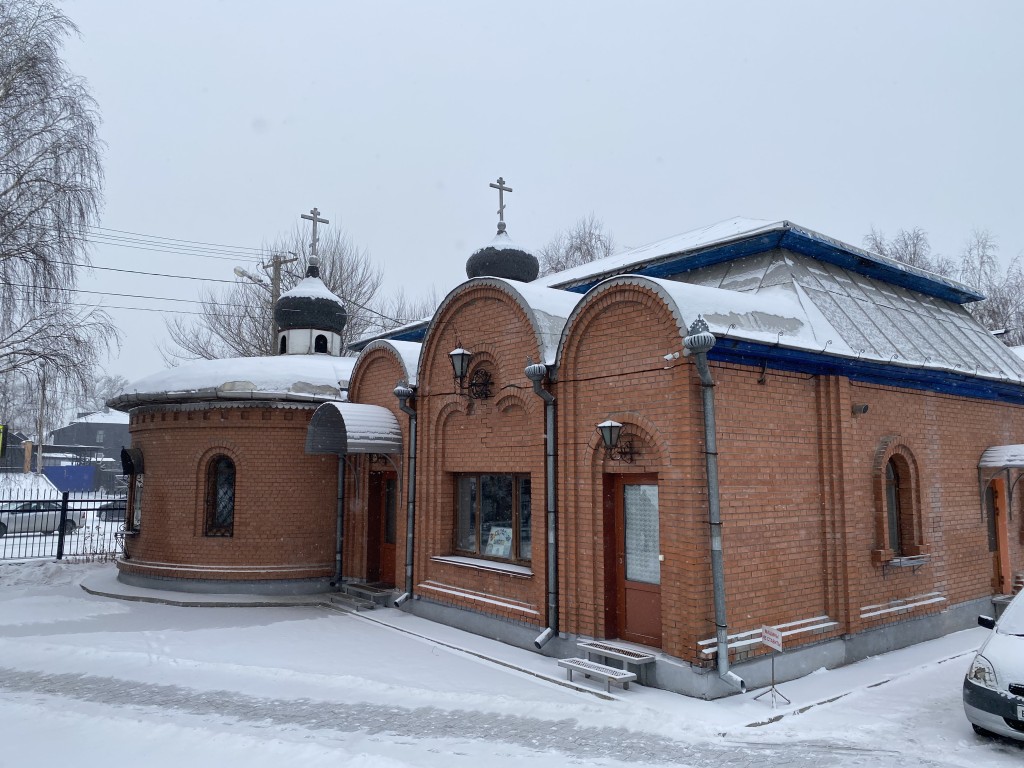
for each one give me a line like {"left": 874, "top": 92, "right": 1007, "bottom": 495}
{"left": 614, "top": 475, "right": 661, "bottom": 647}
{"left": 986, "top": 479, "right": 1012, "bottom": 594}
{"left": 368, "top": 471, "right": 398, "bottom": 586}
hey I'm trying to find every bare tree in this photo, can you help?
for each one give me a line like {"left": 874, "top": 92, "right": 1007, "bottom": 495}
{"left": 866, "top": 227, "right": 1024, "bottom": 345}
{"left": 955, "top": 230, "right": 1024, "bottom": 346}
{"left": 0, "top": 0, "right": 114, "bottom": 390}
{"left": 863, "top": 227, "right": 956, "bottom": 276}
{"left": 163, "top": 224, "right": 437, "bottom": 361}
{"left": 539, "top": 214, "right": 615, "bottom": 276}
{"left": 76, "top": 373, "right": 130, "bottom": 413}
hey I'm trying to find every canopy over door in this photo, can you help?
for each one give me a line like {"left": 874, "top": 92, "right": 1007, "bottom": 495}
{"left": 305, "top": 401, "right": 403, "bottom": 456}
{"left": 978, "top": 444, "right": 1024, "bottom": 520}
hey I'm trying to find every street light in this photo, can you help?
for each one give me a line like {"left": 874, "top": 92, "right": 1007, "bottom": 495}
{"left": 233, "top": 266, "right": 269, "bottom": 289}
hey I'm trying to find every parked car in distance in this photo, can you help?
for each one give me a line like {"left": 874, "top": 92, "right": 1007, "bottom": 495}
{"left": 963, "top": 589, "right": 1024, "bottom": 742}
{"left": 96, "top": 499, "right": 127, "bottom": 522}
{"left": 0, "top": 501, "right": 87, "bottom": 537}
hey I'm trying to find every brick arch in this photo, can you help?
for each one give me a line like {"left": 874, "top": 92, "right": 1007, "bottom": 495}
{"left": 418, "top": 282, "right": 545, "bottom": 398}
{"left": 556, "top": 277, "right": 689, "bottom": 374}
{"left": 872, "top": 436, "right": 928, "bottom": 559}
{"left": 495, "top": 390, "right": 535, "bottom": 417}
{"left": 349, "top": 345, "right": 407, "bottom": 402}
{"left": 585, "top": 411, "right": 668, "bottom": 476}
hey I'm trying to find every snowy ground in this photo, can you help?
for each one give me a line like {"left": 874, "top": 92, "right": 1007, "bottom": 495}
{"left": 0, "top": 561, "right": 1021, "bottom": 767}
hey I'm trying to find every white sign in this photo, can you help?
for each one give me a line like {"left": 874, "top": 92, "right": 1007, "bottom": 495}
{"left": 761, "top": 625, "right": 783, "bottom": 652}
{"left": 484, "top": 526, "right": 513, "bottom": 557}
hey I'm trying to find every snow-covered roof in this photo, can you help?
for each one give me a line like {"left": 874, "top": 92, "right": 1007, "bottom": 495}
{"left": 279, "top": 275, "right": 344, "bottom": 302}
{"left": 679, "top": 250, "right": 1024, "bottom": 383}
{"left": 538, "top": 217, "right": 982, "bottom": 305}
{"left": 1011, "top": 345, "right": 1024, "bottom": 362}
{"left": 539, "top": 217, "right": 780, "bottom": 287}
{"left": 556, "top": 272, "right": 1024, "bottom": 386}
{"left": 430, "top": 277, "right": 585, "bottom": 365}
{"left": 69, "top": 410, "right": 130, "bottom": 425}
{"left": 354, "top": 339, "right": 423, "bottom": 385}
{"left": 108, "top": 355, "right": 357, "bottom": 410}
{"left": 305, "top": 401, "right": 403, "bottom": 455}
{"left": 0, "top": 472, "right": 59, "bottom": 496}
{"left": 556, "top": 275, "right": 822, "bottom": 368}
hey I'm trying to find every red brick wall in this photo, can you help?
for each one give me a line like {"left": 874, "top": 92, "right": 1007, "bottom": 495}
{"left": 118, "top": 403, "right": 339, "bottom": 583}
{"left": 347, "top": 346, "right": 412, "bottom": 586}
{"left": 398, "top": 278, "right": 1024, "bottom": 666}
{"left": 411, "top": 285, "right": 549, "bottom": 625}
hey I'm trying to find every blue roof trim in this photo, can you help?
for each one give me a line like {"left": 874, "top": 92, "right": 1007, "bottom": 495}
{"left": 778, "top": 230, "right": 983, "bottom": 304}
{"left": 709, "top": 339, "right": 1024, "bottom": 405}
{"left": 349, "top": 322, "right": 428, "bottom": 351}
{"left": 559, "top": 227, "right": 982, "bottom": 304}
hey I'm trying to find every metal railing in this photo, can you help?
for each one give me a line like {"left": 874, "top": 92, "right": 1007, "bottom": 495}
{"left": 0, "top": 487, "right": 124, "bottom": 562}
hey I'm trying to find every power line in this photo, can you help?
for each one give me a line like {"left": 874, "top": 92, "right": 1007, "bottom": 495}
{"left": 41, "top": 258, "right": 244, "bottom": 284}
{"left": 83, "top": 264, "right": 238, "bottom": 283}
{"left": 87, "top": 226, "right": 265, "bottom": 254}
{"left": 84, "top": 234, "right": 265, "bottom": 263}
{"left": 4, "top": 279, "right": 420, "bottom": 326}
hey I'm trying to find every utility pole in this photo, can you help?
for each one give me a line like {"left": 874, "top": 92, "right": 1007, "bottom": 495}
{"left": 267, "top": 251, "right": 297, "bottom": 351}
{"left": 234, "top": 251, "right": 296, "bottom": 354}
{"left": 35, "top": 365, "right": 46, "bottom": 475}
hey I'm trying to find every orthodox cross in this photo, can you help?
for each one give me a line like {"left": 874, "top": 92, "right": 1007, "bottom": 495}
{"left": 300, "top": 207, "right": 330, "bottom": 257}
{"left": 489, "top": 177, "right": 512, "bottom": 232}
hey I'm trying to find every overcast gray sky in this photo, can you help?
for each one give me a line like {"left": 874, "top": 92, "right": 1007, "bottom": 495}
{"left": 60, "top": 1, "right": 1024, "bottom": 380}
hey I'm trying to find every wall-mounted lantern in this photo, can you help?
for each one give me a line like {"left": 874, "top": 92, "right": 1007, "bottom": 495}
{"left": 597, "top": 419, "right": 636, "bottom": 463}
{"left": 449, "top": 346, "right": 473, "bottom": 388}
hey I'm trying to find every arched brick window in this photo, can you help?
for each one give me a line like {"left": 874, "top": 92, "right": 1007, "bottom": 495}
{"left": 873, "top": 439, "right": 926, "bottom": 561}
{"left": 314, "top": 334, "right": 328, "bottom": 354}
{"left": 205, "top": 455, "right": 235, "bottom": 537}
{"left": 279, "top": 335, "right": 287, "bottom": 354}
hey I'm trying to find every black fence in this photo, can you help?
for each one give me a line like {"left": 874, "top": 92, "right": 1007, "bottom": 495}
{"left": 0, "top": 486, "right": 124, "bottom": 562}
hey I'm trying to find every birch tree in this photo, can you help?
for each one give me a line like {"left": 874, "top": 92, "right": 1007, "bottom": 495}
{"left": 0, "top": 1, "right": 115, "bottom": 402}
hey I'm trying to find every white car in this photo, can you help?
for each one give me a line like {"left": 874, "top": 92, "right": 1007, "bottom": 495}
{"left": 963, "top": 590, "right": 1024, "bottom": 741}
{"left": 0, "top": 500, "right": 87, "bottom": 537}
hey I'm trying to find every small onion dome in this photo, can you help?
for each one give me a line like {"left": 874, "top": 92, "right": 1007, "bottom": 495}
{"left": 274, "top": 258, "right": 348, "bottom": 334}
{"left": 466, "top": 228, "right": 539, "bottom": 282}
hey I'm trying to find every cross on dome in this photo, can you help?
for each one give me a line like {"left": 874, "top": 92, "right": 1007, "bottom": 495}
{"left": 300, "top": 207, "right": 330, "bottom": 257}
{"left": 489, "top": 177, "right": 512, "bottom": 233}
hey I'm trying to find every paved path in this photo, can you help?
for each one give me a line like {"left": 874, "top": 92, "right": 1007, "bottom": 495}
{"left": 0, "top": 666, "right": 947, "bottom": 767}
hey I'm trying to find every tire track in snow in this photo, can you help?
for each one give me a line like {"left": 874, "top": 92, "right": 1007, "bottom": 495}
{"left": 0, "top": 667, "right": 946, "bottom": 767}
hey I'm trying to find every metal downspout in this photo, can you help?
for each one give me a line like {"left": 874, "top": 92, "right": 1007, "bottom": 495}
{"left": 331, "top": 455, "right": 346, "bottom": 588}
{"left": 526, "top": 362, "right": 558, "bottom": 649}
{"left": 394, "top": 384, "right": 417, "bottom": 606}
{"left": 683, "top": 317, "right": 745, "bottom": 693}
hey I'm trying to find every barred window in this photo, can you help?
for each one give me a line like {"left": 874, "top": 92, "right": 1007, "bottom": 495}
{"left": 205, "top": 455, "right": 235, "bottom": 536}
{"left": 885, "top": 459, "right": 903, "bottom": 554}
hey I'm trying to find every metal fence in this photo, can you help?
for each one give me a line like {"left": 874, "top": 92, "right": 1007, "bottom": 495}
{"left": 0, "top": 486, "right": 124, "bottom": 562}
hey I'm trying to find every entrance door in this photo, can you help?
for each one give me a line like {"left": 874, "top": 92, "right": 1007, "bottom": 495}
{"left": 985, "top": 479, "right": 1012, "bottom": 594}
{"left": 368, "top": 471, "right": 398, "bottom": 586}
{"left": 614, "top": 475, "right": 661, "bottom": 646}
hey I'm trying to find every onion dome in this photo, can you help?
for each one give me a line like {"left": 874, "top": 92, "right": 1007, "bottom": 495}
{"left": 466, "top": 225, "right": 540, "bottom": 282}
{"left": 274, "top": 257, "right": 347, "bottom": 334}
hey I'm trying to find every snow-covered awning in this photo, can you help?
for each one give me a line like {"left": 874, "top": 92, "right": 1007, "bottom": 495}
{"left": 978, "top": 445, "right": 1024, "bottom": 469}
{"left": 978, "top": 445, "right": 1024, "bottom": 521}
{"left": 305, "top": 401, "right": 403, "bottom": 456}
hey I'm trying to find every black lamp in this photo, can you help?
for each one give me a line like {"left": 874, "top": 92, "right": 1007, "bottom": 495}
{"left": 449, "top": 346, "right": 473, "bottom": 387}
{"left": 598, "top": 419, "right": 636, "bottom": 463}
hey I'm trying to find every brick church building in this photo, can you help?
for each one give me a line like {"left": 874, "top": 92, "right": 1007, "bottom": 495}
{"left": 110, "top": 208, "right": 1024, "bottom": 699}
